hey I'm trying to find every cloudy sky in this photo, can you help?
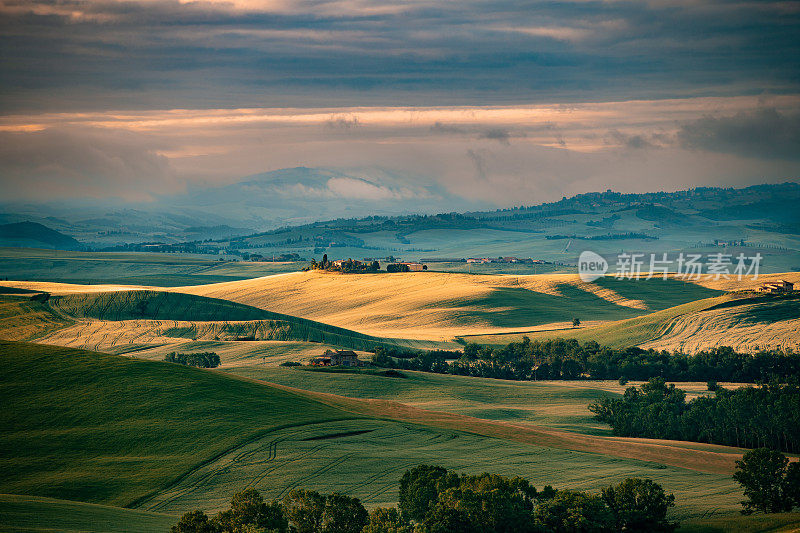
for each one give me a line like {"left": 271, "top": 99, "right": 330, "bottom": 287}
{"left": 1, "top": 0, "right": 799, "bottom": 208}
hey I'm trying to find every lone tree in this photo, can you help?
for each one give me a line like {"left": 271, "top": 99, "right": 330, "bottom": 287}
{"left": 602, "top": 478, "right": 676, "bottom": 532}
{"left": 733, "top": 448, "right": 800, "bottom": 514}
{"left": 572, "top": 317, "right": 581, "bottom": 328}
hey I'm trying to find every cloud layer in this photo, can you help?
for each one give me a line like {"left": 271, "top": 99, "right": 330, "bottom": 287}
{"left": 1, "top": 0, "right": 799, "bottom": 111}
{"left": 0, "top": 1, "right": 799, "bottom": 208}
{"left": 1, "top": 97, "right": 799, "bottom": 204}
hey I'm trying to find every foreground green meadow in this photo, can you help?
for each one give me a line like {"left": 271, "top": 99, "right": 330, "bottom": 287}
{"left": 0, "top": 342, "right": 749, "bottom": 522}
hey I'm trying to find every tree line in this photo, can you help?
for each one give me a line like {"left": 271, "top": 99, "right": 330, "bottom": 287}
{"left": 164, "top": 352, "right": 221, "bottom": 369}
{"left": 371, "top": 339, "right": 800, "bottom": 383}
{"left": 589, "top": 378, "right": 800, "bottom": 452}
{"left": 172, "top": 466, "right": 678, "bottom": 532}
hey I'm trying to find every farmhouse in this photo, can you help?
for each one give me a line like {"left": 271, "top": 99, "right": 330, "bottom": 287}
{"left": 399, "top": 262, "right": 427, "bottom": 272}
{"left": 309, "top": 349, "right": 362, "bottom": 367}
{"left": 757, "top": 280, "right": 795, "bottom": 293}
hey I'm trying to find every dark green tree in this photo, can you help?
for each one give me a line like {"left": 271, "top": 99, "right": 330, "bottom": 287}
{"left": 320, "top": 492, "right": 368, "bottom": 533}
{"left": 398, "top": 465, "right": 456, "bottom": 521}
{"left": 171, "top": 510, "right": 215, "bottom": 533}
{"left": 784, "top": 462, "right": 800, "bottom": 509}
{"left": 362, "top": 507, "right": 413, "bottom": 533}
{"left": 282, "top": 489, "right": 325, "bottom": 533}
{"left": 212, "top": 488, "right": 287, "bottom": 532}
{"left": 602, "top": 478, "right": 676, "bottom": 532}
{"left": 534, "top": 490, "right": 614, "bottom": 533}
{"left": 733, "top": 448, "right": 796, "bottom": 514}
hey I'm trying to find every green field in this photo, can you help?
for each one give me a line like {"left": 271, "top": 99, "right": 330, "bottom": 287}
{"left": 0, "top": 341, "right": 751, "bottom": 527}
{"left": 226, "top": 366, "right": 617, "bottom": 435}
{"left": 676, "top": 512, "right": 800, "bottom": 533}
{"left": 0, "top": 494, "right": 175, "bottom": 533}
{"left": 0, "top": 341, "right": 354, "bottom": 507}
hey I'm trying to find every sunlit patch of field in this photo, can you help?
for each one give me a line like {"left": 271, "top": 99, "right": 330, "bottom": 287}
{"left": 0, "top": 280, "right": 151, "bottom": 294}
{"left": 42, "top": 289, "right": 448, "bottom": 352}
{"left": 0, "top": 296, "right": 73, "bottom": 342}
{"left": 38, "top": 321, "right": 365, "bottom": 365}
{"left": 684, "top": 271, "right": 800, "bottom": 292}
{"left": 0, "top": 272, "right": 723, "bottom": 341}
{"left": 175, "top": 271, "right": 719, "bottom": 338}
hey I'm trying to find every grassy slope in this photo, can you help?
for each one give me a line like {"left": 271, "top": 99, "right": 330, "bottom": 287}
{"left": 0, "top": 341, "right": 354, "bottom": 507}
{"left": 463, "top": 292, "right": 800, "bottom": 353}
{"left": 1, "top": 341, "right": 748, "bottom": 521}
{"left": 223, "top": 367, "right": 745, "bottom": 436}
{"left": 226, "top": 366, "right": 616, "bottom": 435}
{"left": 0, "top": 494, "right": 175, "bottom": 533}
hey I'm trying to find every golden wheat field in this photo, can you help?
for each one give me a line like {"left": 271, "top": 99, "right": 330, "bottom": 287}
{"left": 1, "top": 270, "right": 797, "bottom": 350}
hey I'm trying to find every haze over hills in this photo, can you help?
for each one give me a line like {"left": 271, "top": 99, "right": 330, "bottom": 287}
{"left": 0, "top": 173, "right": 799, "bottom": 272}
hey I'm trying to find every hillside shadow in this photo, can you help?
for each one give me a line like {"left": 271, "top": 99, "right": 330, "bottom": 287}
{"left": 592, "top": 277, "right": 722, "bottom": 311}
{"left": 445, "top": 284, "right": 644, "bottom": 328}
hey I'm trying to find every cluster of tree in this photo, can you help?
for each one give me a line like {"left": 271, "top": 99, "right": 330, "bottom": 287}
{"left": 173, "top": 467, "right": 677, "bottom": 532}
{"left": 306, "top": 254, "right": 381, "bottom": 273}
{"left": 171, "top": 487, "right": 367, "bottom": 533}
{"left": 589, "top": 378, "right": 800, "bottom": 453}
{"left": 371, "top": 339, "right": 800, "bottom": 383}
{"left": 733, "top": 448, "right": 800, "bottom": 514}
{"left": 394, "top": 465, "right": 676, "bottom": 533}
{"left": 385, "top": 263, "right": 410, "bottom": 273}
{"left": 164, "top": 352, "right": 221, "bottom": 369}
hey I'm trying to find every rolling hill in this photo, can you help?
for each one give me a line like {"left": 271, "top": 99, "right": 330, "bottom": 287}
{"left": 177, "top": 271, "right": 721, "bottom": 339}
{"left": 0, "top": 222, "right": 84, "bottom": 251}
{"left": 465, "top": 292, "right": 800, "bottom": 353}
{"left": 0, "top": 341, "right": 749, "bottom": 523}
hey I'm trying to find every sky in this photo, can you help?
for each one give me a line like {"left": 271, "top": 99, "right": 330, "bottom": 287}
{"left": 1, "top": 0, "right": 799, "bottom": 209}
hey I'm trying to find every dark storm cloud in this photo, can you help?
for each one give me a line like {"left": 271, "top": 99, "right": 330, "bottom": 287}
{"left": 1, "top": 0, "right": 799, "bottom": 112}
{"left": 678, "top": 108, "right": 800, "bottom": 160}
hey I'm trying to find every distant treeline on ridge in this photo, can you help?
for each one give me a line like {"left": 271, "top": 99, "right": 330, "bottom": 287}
{"left": 372, "top": 339, "right": 800, "bottom": 383}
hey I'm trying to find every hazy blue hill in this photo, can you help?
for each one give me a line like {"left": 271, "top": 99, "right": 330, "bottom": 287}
{"left": 0, "top": 222, "right": 84, "bottom": 251}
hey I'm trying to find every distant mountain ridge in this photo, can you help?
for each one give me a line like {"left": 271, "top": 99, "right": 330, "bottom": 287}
{"left": 0, "top": 169, "right": 797, "bottom": 253}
